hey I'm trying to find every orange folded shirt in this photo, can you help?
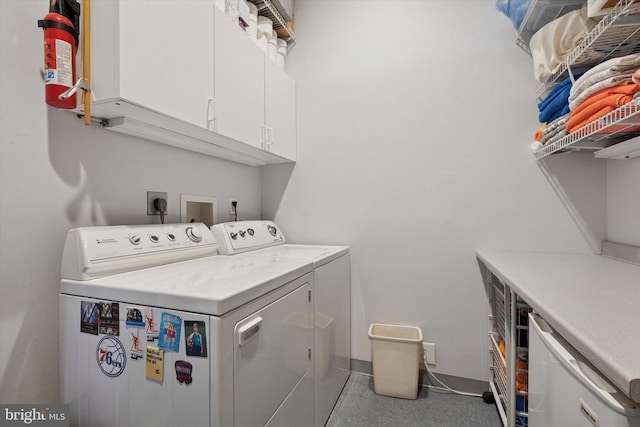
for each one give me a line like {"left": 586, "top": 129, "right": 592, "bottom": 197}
{"left": 567, "top": 81, "right": 640, "bottom": 133}
{"left": 567, "top": 93, "right": 632, "bottom": 132}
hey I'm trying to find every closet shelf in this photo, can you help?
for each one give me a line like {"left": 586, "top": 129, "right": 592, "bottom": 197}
{"left": 515, "top": 0, "right": 584, "bottom": 56}
{"left": 534, "top": 98, "right": 640, "bottom": 159}
{"left": 535, "top": 0, "right": 640, "bottom": 99}
{"left": 246, "top": 0, "right": 296, "bottom": 49}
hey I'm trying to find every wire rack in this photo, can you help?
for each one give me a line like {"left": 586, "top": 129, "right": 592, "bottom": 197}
{"left": 534, "top": 98, "right": 640, "bottom": 159}
{"left": 487, "top": 274, "right": 531, "bottom": 427}
{"left": 536, "top": 0, "right": 640, "bottom": 99}
{"left": 246, "top": 0, "right": 295, "bottom": 48}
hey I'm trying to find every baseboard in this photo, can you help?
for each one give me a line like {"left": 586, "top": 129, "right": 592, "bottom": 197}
{"left": 350, "top": 359, "right": 491, "bottom": 395}
{"left": 602, "top": 240, "right": 640, "bottom": 265}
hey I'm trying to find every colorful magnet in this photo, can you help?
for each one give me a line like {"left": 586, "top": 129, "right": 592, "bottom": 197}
{"left": 144, "top": 308, "right": 159, "bottom": 342}
{"left": 81, "top": 301, "right": 99, "bottom": 335}
{"left": 96, "top": 336, "right": 126, "bottom": 377}
{"left": 130, "top": 329, "right": 144, "bottom": 360}
{"left": 146, "top": 346, "right": 164, "bottom": 382}
{"left": 99, "top": 302, "right": 119, "bottom": 336}
{"left": 158, "top": 312, "right": 182, "bottom": 353}
{"left": 184, "top": 321, "right": 207, "bottom": 358}
{"left": 175, "top": 361, "right": 193, "bottom": 385}
{"left": 126, "top": 307, "right": 145, "bottom": 327}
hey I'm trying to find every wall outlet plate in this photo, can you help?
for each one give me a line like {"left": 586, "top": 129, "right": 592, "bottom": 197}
{"left": 147, "top": 191, "right": 167, "bottom": 215}
{"left": 423, "top": 342, "right": 436, "bottom": 366}
{"left": 229, "top": 198, "right": 238, "bottom": 215}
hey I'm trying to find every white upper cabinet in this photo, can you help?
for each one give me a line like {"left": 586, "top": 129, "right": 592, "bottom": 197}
{"left": 75, "top": 1, "right": 296, "bottom": 165}
{"left": 213, "top": 7, "right": 297, "bottom": 161}
{"left": 264, "top": 58, "right": 296, "bottom": 160}
{"left": 213, "top": 8, "right": 265, "bottom": 150}
{"left": 89, "top": 0, "right": 215, "bottom": 129}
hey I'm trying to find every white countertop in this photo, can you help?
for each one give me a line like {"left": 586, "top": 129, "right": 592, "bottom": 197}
{"left": 477, "top": 250, "right": 640, "bottom": 403}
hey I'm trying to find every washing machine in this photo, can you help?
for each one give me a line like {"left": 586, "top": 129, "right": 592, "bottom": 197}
{"left": 59, "top": 222, "right": 315, "bottom": 427}
{"left": 211, "top": 220, "right": 351, "bottom": 427}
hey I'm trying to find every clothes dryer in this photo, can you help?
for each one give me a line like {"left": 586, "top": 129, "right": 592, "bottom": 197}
{"left": 211, "top": 220, "right": 351, "bottom": 427}
{"left": 60, "top": 222, "right": 314, "bottom": 427}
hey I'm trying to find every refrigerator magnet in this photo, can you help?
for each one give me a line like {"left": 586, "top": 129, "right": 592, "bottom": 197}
{"left": 158, "top": 312, "right": 182, "bottom": 353}
{"left": 145, "top": 346, "right": 165, "bottom": 382}
{"left": 184, "top": 320, "right": 207, "bottom": 358}
{"left": 175, "top": 361, "right": 193, "bottom": 385}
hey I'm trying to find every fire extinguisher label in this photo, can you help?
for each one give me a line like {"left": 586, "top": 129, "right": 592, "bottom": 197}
{"left": 44, "top": 38, "right": 73, "bottom": 87}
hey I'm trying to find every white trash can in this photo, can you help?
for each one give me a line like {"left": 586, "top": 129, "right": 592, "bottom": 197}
{"left": 368, "top": 323, "right": 423, "bottom": 399}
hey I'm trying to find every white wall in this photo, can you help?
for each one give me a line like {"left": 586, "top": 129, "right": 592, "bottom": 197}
{"left": 0, "top": 0, "right": 262, "bottom": 403}
{"left": 263, "top": 0, "right": 594, "bottom": 381}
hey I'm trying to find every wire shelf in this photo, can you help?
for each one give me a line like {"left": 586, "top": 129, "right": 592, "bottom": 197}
{"left": 246, "top": 0, "right": 296, "bottom": 49}
{"left": 534, "top": 98, "right": 640, "bottom": 159}
{"left": 487, "top": 270, "right": 531, "bottom": 427}
{"left": 516, "top": 0, "right": 585, "bottom": 55}
{"left": 536, "top": 0, "right": 640, "bottom": 99}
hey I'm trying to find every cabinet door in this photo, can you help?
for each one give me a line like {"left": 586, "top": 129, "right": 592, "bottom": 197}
{"left": 214, "top": 8, "right": 265, "bottom": 149}
{"left": 118, "top": 0, "right": 215, "bottom": 129}
{"left": 265, "top": 58, "right": 297, "bottom": 161}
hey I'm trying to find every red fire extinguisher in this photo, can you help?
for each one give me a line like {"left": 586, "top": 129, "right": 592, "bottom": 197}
{"left": 38, "top": 0, "right": 81, "bottom": 109}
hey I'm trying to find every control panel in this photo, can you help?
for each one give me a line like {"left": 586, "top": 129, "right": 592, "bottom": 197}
{"left": 61, "top": 223, "right": 218, "bottom": 280}
{"left": 211, "top": 220, "right": 285, "bottom": 255}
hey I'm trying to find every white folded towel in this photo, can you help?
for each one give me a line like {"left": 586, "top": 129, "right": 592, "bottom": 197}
{"left": 569, "top": 74, "right": 633, "bottom": 110}
{"left": 569, "top": 66, "right": 639, "bottom": 100}
{"left": 571, "top": 53, "right": 640, "bottom": 85}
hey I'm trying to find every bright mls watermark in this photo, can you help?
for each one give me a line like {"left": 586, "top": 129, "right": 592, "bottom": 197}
{"left": 0, "top": 405, "right": 69, "bottom": 426}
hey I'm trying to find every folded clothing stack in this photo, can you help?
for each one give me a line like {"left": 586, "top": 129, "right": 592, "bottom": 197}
{"left": 538, "top": 73, "right": 583, "bottom": 123}
{"left": 541, "top": 113, "right": 570, "bottom": 146}
{"left": 567, "top": 80, "right": 640, "bottom": 133}
{"left": 568, "top": 54, "right": 640, "bottom": 110}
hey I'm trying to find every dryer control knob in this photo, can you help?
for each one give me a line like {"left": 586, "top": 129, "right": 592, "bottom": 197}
{"left": 230, "top": 232, "right": 238, "bottom": 240}
{"left": 186, "top": 227, "right": 203, "bottom": 243}
{"left": 239, "top": 230, "right": 246, "bottom": 237}
{"left": 129, "top": 235, "right": 141, "bottom": 245}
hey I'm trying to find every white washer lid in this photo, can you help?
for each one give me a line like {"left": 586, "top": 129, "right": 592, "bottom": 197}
{"left": 241, "top": 244, "right": 349, "bottom": 268}
{"left": 61, "top": 255, "right": 313, "bottom": 316}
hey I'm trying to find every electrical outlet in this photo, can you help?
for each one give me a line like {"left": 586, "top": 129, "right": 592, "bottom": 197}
{"left": 229, "top": 198, "right": 238, "bottom": 215}
{"left": 423, "top": 342, "right": 436, "bottom": 366}
{"left": 147, "top": 191, "right": 168, "bottom": 215}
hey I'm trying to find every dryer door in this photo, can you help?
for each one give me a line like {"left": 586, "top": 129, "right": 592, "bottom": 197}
{"left": 234, "top": 283, "right": 312, "bottom": 427}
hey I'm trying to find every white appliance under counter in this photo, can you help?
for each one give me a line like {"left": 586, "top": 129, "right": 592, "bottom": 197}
{"left": 477, "top": 250, "right": 640, "bottom": 404}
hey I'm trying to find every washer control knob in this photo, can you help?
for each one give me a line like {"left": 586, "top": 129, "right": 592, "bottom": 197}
{"left": 230, "top": 232, "right": 238, "bottom": 240}
{"left": 186, "top": 227, "right": 203, "bottom": 243}
{"left": 239, "top": 230, "right": 246, "bottom": 237}
{"left": 129, "top": 235, "right": 141, "bottom": 245}
{"left": 149, "top": 234, "right": 159, "bottom": 243}
{"left": 167, "top": 233, "right": 176, "bottom": 242}
{"left": 267, "top": 225, "right": 277, "bottom": 237}
{"left": 247, "top": 228, "right": 255, "bottom": 236}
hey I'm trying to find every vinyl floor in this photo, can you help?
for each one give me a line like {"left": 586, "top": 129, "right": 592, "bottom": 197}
{"left": 326, "top": 373, "right": 503, "bottom": 427}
